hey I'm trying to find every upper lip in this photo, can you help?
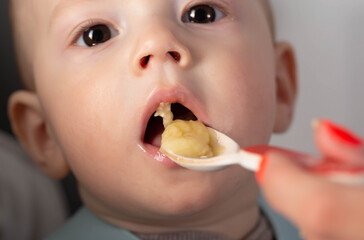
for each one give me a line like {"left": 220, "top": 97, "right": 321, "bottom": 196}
{"left": 139, "top": 86, "right": 209, "bottom": 144}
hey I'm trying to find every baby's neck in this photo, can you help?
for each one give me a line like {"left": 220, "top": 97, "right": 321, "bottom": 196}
{"left": 133, "top": 212, "right": 273, "bottom": 240}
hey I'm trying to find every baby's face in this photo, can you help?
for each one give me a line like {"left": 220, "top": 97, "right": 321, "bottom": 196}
{"left": 26, "top": 0, "right": 280, "bottom": 224}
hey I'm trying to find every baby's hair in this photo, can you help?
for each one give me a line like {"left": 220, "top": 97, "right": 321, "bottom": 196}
{"left": 8, "top": 0, "right": 275, "bottom": 91}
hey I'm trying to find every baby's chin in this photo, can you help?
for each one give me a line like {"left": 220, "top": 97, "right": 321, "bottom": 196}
{"left": 80, "top": 164, "right": 257, "bottom": 230}
{"left": 141, "top": 166, "right": 254, "bottom": 216}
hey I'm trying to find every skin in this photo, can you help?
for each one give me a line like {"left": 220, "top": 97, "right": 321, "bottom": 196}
{"left": 8, "top": 0, "right": 296, "bottom": 239}
{"left": 259, "top": 120, "right": 364, "bottom": 240}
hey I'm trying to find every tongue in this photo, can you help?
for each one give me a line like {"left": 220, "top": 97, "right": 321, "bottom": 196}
{"left": 144, "top": 118, "right": 164, "bottom": 147}
{"left": 149, "top": 130, "right": 162, "bottom": 147}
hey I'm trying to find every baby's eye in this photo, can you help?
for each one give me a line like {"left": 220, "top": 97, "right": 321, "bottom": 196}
{"left": 76, "top": 24, "right": 118, "bottom": 47}
{"left": 182, "top": 4, "right": 224, "bottom": 24}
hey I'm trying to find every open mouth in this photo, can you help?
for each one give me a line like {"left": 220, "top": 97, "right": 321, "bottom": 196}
{"left": 143, "top": 103, "right": 198, "bottom": 147}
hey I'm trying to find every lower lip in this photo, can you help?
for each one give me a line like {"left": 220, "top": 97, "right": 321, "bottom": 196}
{"left": 139, "top": 143, "right": 182, "bottom": 168}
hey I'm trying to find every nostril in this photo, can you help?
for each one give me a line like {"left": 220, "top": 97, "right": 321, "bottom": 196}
{"left": 168, "top": 51, "right": 181, "bottom": 62}
{"left": 138, "top": 52, "right": 182, "bottom": 70}
{"left": 140, "top": 55, "right": 151, "bottom": 69}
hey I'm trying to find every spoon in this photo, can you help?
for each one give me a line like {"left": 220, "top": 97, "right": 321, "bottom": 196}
{"left": 163, "top": 127, "right": 263, "bottom": 172}
{"left": 163, "top": 128, "right": 364, "bottom": 184}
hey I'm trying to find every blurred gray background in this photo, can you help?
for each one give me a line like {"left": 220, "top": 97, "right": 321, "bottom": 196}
{"left": 270, "top": 0, "right": 364, "bottom": 154}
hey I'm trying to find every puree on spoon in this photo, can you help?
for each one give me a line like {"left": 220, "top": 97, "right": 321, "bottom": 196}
{"left": 154, "top": 103, "right": 224, "bottom": 159}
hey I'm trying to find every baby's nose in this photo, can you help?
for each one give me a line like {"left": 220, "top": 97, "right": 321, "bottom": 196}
{"left": 131, "top": 22, "right": 191, "bottom": 74}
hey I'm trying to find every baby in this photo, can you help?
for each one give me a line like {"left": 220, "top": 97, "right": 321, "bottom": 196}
{"left": 8, "top": 0, "right": 296, "bottom": 239}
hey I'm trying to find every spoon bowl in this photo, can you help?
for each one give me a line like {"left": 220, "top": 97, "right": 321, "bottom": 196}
{"left": 164, "top": 128, "right": 263, "bottom": 172}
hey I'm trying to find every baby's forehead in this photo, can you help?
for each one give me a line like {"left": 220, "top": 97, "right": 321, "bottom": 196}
{"left": 49, "top": 0, "right": 273, "bottom": 32}
{"left": 13, "top": 0, "right": 272, "bottom": 22}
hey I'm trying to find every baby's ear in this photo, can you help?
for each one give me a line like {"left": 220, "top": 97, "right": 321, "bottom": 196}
{"left": 273, "top": 41, "right": 297, "bottom": 133}
{"left": 8, "top": 90, "right": 70, "bottom": 179}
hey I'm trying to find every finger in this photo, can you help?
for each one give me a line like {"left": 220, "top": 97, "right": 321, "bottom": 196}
{"left": 314, "top": 119, "right": 364, "bottom": 165}
{"left": 259, "top": 150, "right": 364, "bottom": 239}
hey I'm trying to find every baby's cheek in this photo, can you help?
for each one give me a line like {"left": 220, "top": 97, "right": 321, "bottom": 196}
{"left": 46, "top": 96, "right": 119, "bottom": 162}
{"left": 214, "top": 93, "right": 275, "bottom": 146}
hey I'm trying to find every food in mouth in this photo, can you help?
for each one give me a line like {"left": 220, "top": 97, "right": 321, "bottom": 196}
{"left": 154, "top": 102, "right": 224, "bottom": 158}
{"left": 144, "top": 102, "right": 197, "bottom": 147}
